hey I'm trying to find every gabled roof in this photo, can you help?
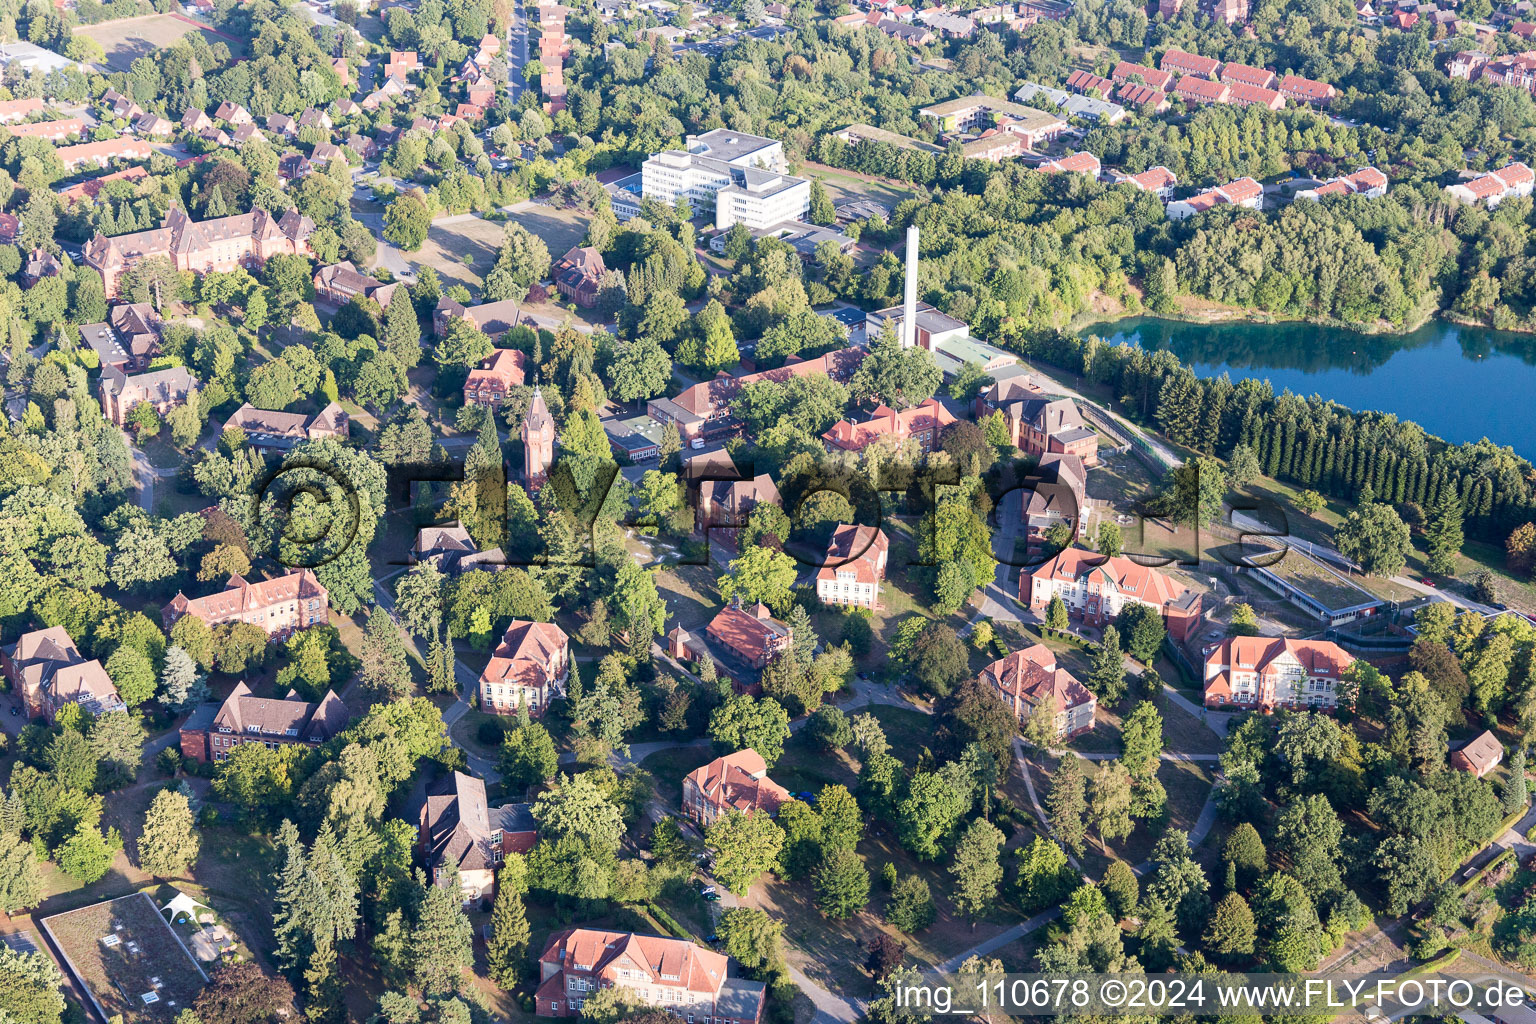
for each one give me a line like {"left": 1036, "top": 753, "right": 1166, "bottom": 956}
{"left": 479, "top": 620, "right": 568, "bottom": 691}
{"left": 1028, "top": 548, "right": 1197, "bottom": 609}
{"left": 210, "top": 680, "right": 349, "bottom": 741}
{"left": 684, "top": 749, "right": 790, "bottom": 816}
{"left": 421, "top": 770, "right": 495, "bottom": 872}
{"left": 980, "top": 643, "right": 1095, "bottom": 712}
{"left": 816, "top": 523, "right": 889, "bottom": 586}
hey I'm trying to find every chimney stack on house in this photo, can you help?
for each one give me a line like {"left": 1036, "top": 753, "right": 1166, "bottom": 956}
{"left": 902, "top": 224, "right": 919, "bottom": 349}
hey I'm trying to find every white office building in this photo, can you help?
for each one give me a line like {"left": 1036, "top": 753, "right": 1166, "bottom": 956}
{"left": 641, "top": 129, "right": 810, "bottom": 230}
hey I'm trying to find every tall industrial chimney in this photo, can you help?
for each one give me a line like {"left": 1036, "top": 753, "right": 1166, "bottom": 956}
{"left": 902, "top": 224, "right": 919, "bottom": 349}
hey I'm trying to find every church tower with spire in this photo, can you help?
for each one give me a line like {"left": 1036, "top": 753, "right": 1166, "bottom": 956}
{"left": 522, "top": 384, "right": 554, "bottom": 490}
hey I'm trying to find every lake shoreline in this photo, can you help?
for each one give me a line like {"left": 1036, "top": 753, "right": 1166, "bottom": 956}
{"left": 1072, "top": 315, "right": 1536, "bottom": 459}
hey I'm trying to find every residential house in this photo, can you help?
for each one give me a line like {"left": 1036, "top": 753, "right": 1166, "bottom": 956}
{"left": 100, "top": 364, "right": 197, "bottom": 426}
{"left": 132, "top": 111, "right": 175, "bottom": 137}
{"left": 385, "top": 50, "right": 421, "bottom": 78}
{"left": 1110, "top": 61, "right": 1175, "bottom": 90}
{"left": 463, "top": 348, "right": 527, "bottom": 407}
{"left": 1451, "top": 730, "right": 1504, "bottom": 778}
{"left": 973, "top": 378, "right": 1099, "bottom": 464}
{"left": 222, "top": 402, "right": 350, "bottom": 452}
{"left": 434, "top": 296, "right": 531, "bottom": 342}
{"left": 214, "top": 101, "right": 252, "bottom": 125}
{"left": 22, "top": 246, "right": 60, "bottom": 285}
{"left": 1445, "top": 163, "right": 1534, "bottom": 207}
{"left": 1065, "top": 68, "right": 1114, "bottom": 96}
{"left": 1111, "top": 165, "right": 1178, "bottom": 198}
{"left": 478, "top": 620, "right": 570, "bottom": 717}
{"left": 178, "top": 681, "right": 348, "bottom": 763}
{"left": 278, "top": 152, "right": 311, "bottom": 181}
{"left": 1218, "top": 62, "right": 1276, "bottom": 89}
{"left": 1040, "top": 151, "right": 1102, "bottom": 176}
{"left": 267, "top": 112, "right": 299, "bottom": 138}
{"left": 79, "top": 302, "right": 161, "bottom": 374}
{"left": 101, "top": 88, "right": 142, "bottom": 120}
{"left": 705, "top": 600, "right": 792, "bottom": 669}
{"left": 822, "top": 397, "right": 956, "bottom": 452}
{"left": 310, "top": 141, "right": 346, "bottom": 167}
{"left": 420, "top": 771, "right": 537, "bottom": 902}
{"left": 695, "top": 473, "right": 781, "bottom": 536}
{"left": 0, "top": 95, "right": 43, "bottom": 122}
{"left": 1470, "top": 50, "right": 1536, "bottom": 93}
{"left": 877, "top": 18, "right": 936, "bottom": 44}
{"left": 1116, "top": 82, "right": 1169, "bottom": 110}
{"left": 84, "top": 204, "right": 314, "bottom": 298}
{"left": 1226, "top": 81, "right": 1285, "bottom": 109}
{"left": 552, "top": 245, "right": 605, "bottom": 307}
{"left": 162, "top": 569, "right": 331, "bottom": 639}
{"left": 181, "top": 107, "right": 212, "bottom": 133}
{"left": 1296, "top": 166, "right": 1389, "bottom": 201}
{"left": 313, "top": 260, "right": 398, "bottom": 307}
{"left": 56, "top": 138, "right": 153, "bottom": 171}
{"left": 534, "top": 929, "right": 766, "bottom": 1022}
{"left": 682, "top": 749, "right": 790, "bottom": 826}
{"left": 1166, "top": 176, "right": 1263, "bottom": 219}
{"left": 5, "top": 117, "right": 83, "bottom": 141}
{"left": 297, "top": 107, "right": 333, "bottom": 131}
{"left": 230, "top": 122, "right": 259, "bottom": 146}
{"left": 413, "top": 522, "right": 506, "bottom": 573}
{"left": 56, "top": 165, "right": 149, "bottom": 205}
{"left": 1013, "top": 81, "right": 1126, "bottom": 124}
{"left": 1174, "top": 75, "right": 1231, "bottom": 105}
{"left": 815, "top": 523, "right": 890, "bottom": 611}
{"left": 978, "top": 643, "right": 1096, "bottom": 737}
{"left": 1448, "top": 50, "right": 1491, "bottom": 80}
{"left": 1023, "top": 548, "right": 1204, "bottom": 640}
{"left": 1, "top": 626, "right": 124, "bottom": 723}
{"left": 1160, "top": 48, "right": 1222, "bottom": 79}
{"left": 1023, "top": 452, "right": 1087, "bottom": 553}
{"left": 1202, "top": 635, "right": 1354, "bottom": 710}
{"left": 1279, "top": 73, "right": 1336, "bottom": 105}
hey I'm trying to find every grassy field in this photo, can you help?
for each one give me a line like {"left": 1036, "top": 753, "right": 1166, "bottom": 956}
{"left": 411, "top": 207, "right": 591, "bottom": 292}
{"left": 800, "top": 161, "right": 921, "bottom": 212}
{"left": 42, "top": 892, "right": 209, "bottom": 1023}
{"left": 75, "top": 14, "right": 244, "bottom": 72}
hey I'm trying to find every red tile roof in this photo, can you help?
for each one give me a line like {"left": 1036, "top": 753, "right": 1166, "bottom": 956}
{"left": 1111, "top": 61, "right": 1174, "bottom": 90}
{"left": 1026, "top": 548, "right": 1196, "bottom": 608}
{"left": 1279, "top": 73, "right": 1334, "bottom": 101}
{"left": 816, "top": 524, "right": 889, "bottom": 586}
{"left": 684, "top": 749, "right": 790, "bottom": 817}
{"left": 1219, "top": 62, "right": 1275, "bottom": 87}
{"left": 1041, "top": 151, "right": 1101, "bottom": 175}
{"left": 1175, "top": 75, "right": 1230, "bottom": 102}
{"left": 1161, "top": 48, "right": 1222, "bottom": 78}
{"left": 1216, "top": 176, "right": 1263, "bottom": 204}
{"left": 821, "top": 397, "right": 956, "bottom": 450}
{"left": 980, "top": 642, "right": 1095, "bottom": 715}
{"left": 480, "top": 620, "right": 568, "bottom": 689}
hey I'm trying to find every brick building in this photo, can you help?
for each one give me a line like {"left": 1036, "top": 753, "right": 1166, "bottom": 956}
{"left": 100, "top": 364, "right": 198, "bottom": 427}
{"left": 84, "top": 204, "right": 315, "bottom": 298}
{"left": 704, "top": 600, "right": 792, "bottom": 669}
{"left": 552, "top": 245, "right": 606, "bottom": 307}
{"left": 978, "top": 642, "right": 1096, "bottom": 737}
{"left": 222, "top": 402, "right": 349, "bottom": 452}
{"left": 821, "top": 397, "right": 956, "bottom": 452}
{"left": 162, "top": 570, "right": 330, "bottom": 639}
{"left": 682, "top": 749, "right": 790, "bottom": 826}
{"left": 463, "top": 348, "right": 527, "bottom": 408}
{"left": 313, "top": 260, "right": 399, "bottom": 308}
{"left": 973, "top": 380, "right": 1098, "bottom": 465}
{"left": 421, "top": 771, "right": 538, "bottom": 903}
{"left": 1, "top": 626, "right": 124, "bottom": 723}
{"left": 178, "top": 682, "right": 349, "bottom": 763}
{"left": 647, "top": 348, "right": 865, "bottom": 442}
